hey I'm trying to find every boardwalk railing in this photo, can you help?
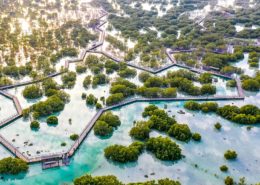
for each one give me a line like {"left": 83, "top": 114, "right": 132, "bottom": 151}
{"left": 0, "top": 134, "right": 29, "bottom": 162}
{"left": 0, "top": 8, "right": 246, "bottom": 165}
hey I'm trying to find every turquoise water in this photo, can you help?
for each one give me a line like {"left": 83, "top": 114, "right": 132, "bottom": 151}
{"left": 0, "top": 58, "right": 258, "bottom": 184}
{"left": 1, "top": 64, "right": 237, "bottom": 158}
{"left": 1, "top": 98, "right": 260, "bottom": 185}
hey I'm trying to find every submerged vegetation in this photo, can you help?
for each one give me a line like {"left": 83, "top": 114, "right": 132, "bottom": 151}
{"left": 0, "top": 0, "right": 260, "bottom": 184}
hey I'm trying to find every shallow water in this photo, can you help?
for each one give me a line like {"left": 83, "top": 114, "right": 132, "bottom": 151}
{"left": 0, "top": 95, "right": 18, "bottom": 122}
{"left": 233, "top": 53, "right": 260, "bottom": 77}
{"left": 0, "top": 54, "right": 258, "bottom": 185}
{"left": 1, "top": 99, "right": 260, "bottom": 185}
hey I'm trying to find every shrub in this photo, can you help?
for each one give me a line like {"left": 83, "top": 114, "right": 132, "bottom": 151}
{"left": 215, "top": 122, "right": 222, "bottom": 130}
{"left": 61, "top": 71, "right": 77, "bottom": 88}
{"left": 76, "top": 65, "right": 87, "bottom": 74}
{"left": 30, "top": 120, "right": 40, "bottom": 129}
{"left": 23, "top": 85, "right": 43, "bottom": 99}
{"left": 138, "top": 72, "right": 151, "bottom": 82}
{"left": 61, "top": 142, "right": 66, "bottom": 147}
{"left": 118, "top": 68, "right": 137, "bottom": 78}
{"left": 22, "top": 108, "right": 30, "bottom": 119}
{"left": 146, "top": 137, "right": 182, "bottom": 161}
{"left": 161, "top": 88, "right": 177, "bottom": 98}
{"left": 83, "top": 75, "right": 92, "bottom": 88}
{"left": 224, "top": 150, "right": 237, "bottom": 160}
{"left": 224, "top": 176, "right": 234, "bottom": 185}
{"left": 99, "top": 111, "right": 121, "bottom": 127}
{"left": 129, "top": 178, "right": 181, "bottom": 185}
{"left": 199, "top": 73, "right": 212, "bottom": 84}
{"left": 184, "top": 101, "right": 200, "bottom": 111}
{"left": 200, "top": 102, "right": 218, "bottom": 112}
{"left": 92, "top": 74, "right": 108, "bottom": 86}
{"left": 226, "top": 80, "right": 236, "bottom": 87}
{"left": 86, "top": 94, "right": 98, "bottom": 106}
{"left": 242, "top": 79, "right": 259, "bottom": 91}
{"left": 142, "top": 105, "right": 159, "bottom": 117}
{"left": 47, "top": 116, "right": 58, "bottom": 125}
{"left": 95, "top": 102, "right": 102, "bottom": 109}
{"left": 104, "top": 142, "right": 144, "bottom": 163}
{"left": 106, "top": 93, "right": 124, "bottom": 106}
{"left": 74, "top": 175, "right": 181, "bottom": 185}
{"left": 220, "top": 165, "right": 228, "bottom": 172}
{"left": 74, "top": 175, "right": 122, "bottom": 185}
{"left": 240, "top": 105, "right": 259, "bottom": 115}
{"left": 70, "top": 134, "right": 79, "bottom": 141}
{"left": 217, "top": 104, "right": 260, "bottom": 124}
{"left": 144, "top": 76, "right": 166, "bottom": 88}
{"left": 31, "top": 94, "right": 66, "bottom": 117}
{"left": 192, "top": 133, "right": 201, "bottom": 141}
{"left": 94, "top": 121, "right": 113, "bottom": 137}
{"left": 168, "top": 124, "right": 192, "bottom": 142}
{"left": 81, "top": 93, "right": 86, "bottom": 99}
{"left": 129, "top": 121, "right": 151, "bottom": 140}
{"left": 0, "top": 157, "right": 28, "bottom": 175}
{"left": 105, "top": 60, "right": 120, "bottom": 73}
{"left": 149, "top": 109, "right": 176, "bottom": 132}
{"left": 200, "top": 84, "right": 216, "bottom": 95}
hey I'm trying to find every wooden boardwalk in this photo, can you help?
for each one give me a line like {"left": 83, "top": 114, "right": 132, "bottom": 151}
{"left": 235, "top": 78, "right": 245, "bottom": 98}
{"left": 0, "top": 134, "right": 29, "bottom": 162}
{"left": 0, "top": 8, "right": 247, "bottom": 165}
{"left": 0, "top": 90, "right": 23, "bottom": 127}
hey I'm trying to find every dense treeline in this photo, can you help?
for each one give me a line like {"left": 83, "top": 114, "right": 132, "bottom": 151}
{"left": 0, "top": 157, "right": 28, "bottom": 175}
{"left": 241, "top": 72, "right": 260, "bottom": 92}
{"left": 104, "top": 142, "right": 144, "bottom": 163}
{"left": 184, "top": 101, "right": 260, "bottom": 124}
{"left": 106, "top": 34, "right": 126, "bottom": 51}
{"left": 74, "top": 174, "right": 181, "bottom": 185}
{"left": 106, "top": 69, "right": 217, "bottom": 105}
{"left": 23, "top": 85, "right": 43, "bottom": 99}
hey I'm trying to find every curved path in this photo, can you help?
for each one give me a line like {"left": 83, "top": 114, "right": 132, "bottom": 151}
{"left": 0, "top": 8, "right": 245, "bottom": 165}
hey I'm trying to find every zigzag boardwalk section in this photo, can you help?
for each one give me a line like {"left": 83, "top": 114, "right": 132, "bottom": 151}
{"left": 0, "top": 9, "right": 247, "bottom": 167}
{"left": 68, "top": 110, "right": 103, "bottom": 157}
{"left": 0, "top": 11, "right": 108, "bottom": 91}
{"left": 0, "top": 91, "right": 22, "bottom": 127}
{"left": 66, "top": 95, "right": 244, "bottom": 159}
{"left": 0, "top": 72, "right": 64, "bottom": 90}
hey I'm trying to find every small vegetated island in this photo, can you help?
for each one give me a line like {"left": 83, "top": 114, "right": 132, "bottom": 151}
{"left": 103, "top": 105, "right": 201, "bottom": 164}
{"left": 94, "top": 111, "right": 121, "bottom": 137}
{"left": 184, "top": 101, "right": 260, "bottom": 125}
{"left": 1, "top": 0, "right": 260, "bottom": 184}
{"left": 0, "top": 157, "right": 28, "bottom": 175}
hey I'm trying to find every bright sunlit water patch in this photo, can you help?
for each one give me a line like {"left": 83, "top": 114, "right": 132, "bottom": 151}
{"left": 18, "top": 18, "right": 31, "bottom": 35}
{"left": 217, "top": 0, "right": 235, "bottom": 8}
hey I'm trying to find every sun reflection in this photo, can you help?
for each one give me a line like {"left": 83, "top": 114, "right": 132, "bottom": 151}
{"left": 18, "top": 18, "right": 31, "bottom": 35}
{"left": 217, "top": 0, "right": 235, "bottom": 8}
